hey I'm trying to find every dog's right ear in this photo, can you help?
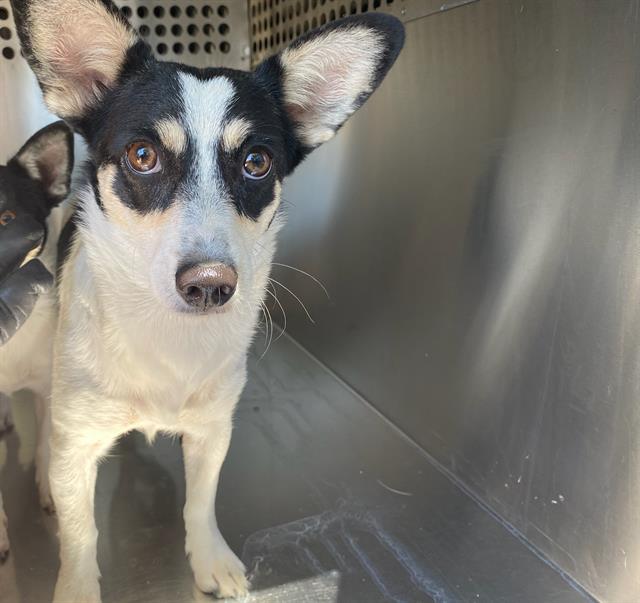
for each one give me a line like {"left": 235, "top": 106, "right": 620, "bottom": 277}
{"left": 10, "top": 0, "right": 150, "bottom": 122}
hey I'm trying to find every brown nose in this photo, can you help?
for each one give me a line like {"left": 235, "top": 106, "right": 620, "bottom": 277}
{"left": 176, "top": 263, "right": 238, "bottom": 310}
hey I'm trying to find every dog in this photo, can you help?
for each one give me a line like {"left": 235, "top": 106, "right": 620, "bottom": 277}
{"left": 10, "top": 1, "right": 405, "bottom": 600}
{"left": 0, "top": 121, "right": 74, "bottom": 561}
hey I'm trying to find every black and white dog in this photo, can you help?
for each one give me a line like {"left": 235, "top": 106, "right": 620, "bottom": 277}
{"left": 0, "top": 121, "right": 74, "bottom": 560}
{"left": 10, "top": 0, "right": 404, "bottom": 600}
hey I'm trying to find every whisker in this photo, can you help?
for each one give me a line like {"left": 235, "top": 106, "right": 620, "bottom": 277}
{"left": 272, "top": 262, "right": 330, "bottom": 299}
{"left": 258, "top": 300, "right": 274, "bottom": 360}
{"left": 268, "top": 277, "right": 315, "bottom": 324}
{"left": 265, "top": 285, "right": 287, "bottom": 343}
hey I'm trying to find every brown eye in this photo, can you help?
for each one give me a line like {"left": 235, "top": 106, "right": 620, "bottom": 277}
{"left": 243, "top": 148, "right": 272, "bottom": 180}
{"left": 126, "top": 141, "right": 160, "bottom": 174}
{"left": 0, "top": 210, "right": 16, "bottom": 226}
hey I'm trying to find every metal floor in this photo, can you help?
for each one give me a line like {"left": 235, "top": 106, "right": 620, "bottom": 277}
{"left": 0, "top": 335, "right": 589, "bottom": 603}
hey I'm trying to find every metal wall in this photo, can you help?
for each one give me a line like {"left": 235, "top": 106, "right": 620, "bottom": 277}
{"left": 271, "top": 1, "right": 640, "bottom": 601}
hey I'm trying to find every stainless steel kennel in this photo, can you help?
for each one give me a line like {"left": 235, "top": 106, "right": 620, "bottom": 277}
{"left": 0, "top": 0, "right": 637, "bottom": 601}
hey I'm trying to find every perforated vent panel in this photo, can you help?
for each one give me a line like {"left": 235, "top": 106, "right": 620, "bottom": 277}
{"left": 115, "top": 1, "right": 249, "bottom": 68}
{"left": 0, "top": 0, "right": 249, "bottom": 69}
{"left": 0, "top": 1, "right": 16, "bottom": 61}
{"left": 248, "top": 0, "right": 405, "bottom": 66}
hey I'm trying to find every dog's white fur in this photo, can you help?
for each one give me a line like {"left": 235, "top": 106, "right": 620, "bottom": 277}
{"left": 0, "top": 203, "right": 67, "bottom": 555}
{"left": 11, "top": 2, "right": 396, "bottom": 600}
{"left": 50, "top": 75, "right": 281, "bottom": 602}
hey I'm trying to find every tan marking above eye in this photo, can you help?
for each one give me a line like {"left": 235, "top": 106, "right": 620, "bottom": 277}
{"left": 155, "top": 118, "right": 187, "bottom": 155}
{"left": 221, "top": 117, "right": 252, "bottom": 153}
{"left": 126, "top": 141, "right": 160, "bottom": 174}
{"left": 0, "top": 210, "right": 16, "bottom": 226}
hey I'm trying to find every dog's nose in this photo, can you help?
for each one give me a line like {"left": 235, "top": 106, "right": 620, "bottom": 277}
{"left": 176, "top": 263, "right": 238, "bottom": 310}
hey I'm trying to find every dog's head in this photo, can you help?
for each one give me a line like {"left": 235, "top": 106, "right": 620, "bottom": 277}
{"left": 11, "top": 0, "right": 404, "bottom": 315}
{"left": 0, "top": 121, "right": 74, "bottom": 261}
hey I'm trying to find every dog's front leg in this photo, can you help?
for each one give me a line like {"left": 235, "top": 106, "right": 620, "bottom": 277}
{"left": 50, "top": 424, "right": 116, "bottom": 603}
{"left": 183, "top": 417, "right": 248, "bottom": 599}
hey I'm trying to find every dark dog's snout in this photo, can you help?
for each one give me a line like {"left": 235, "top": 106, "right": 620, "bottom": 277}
{"left": 176, "top": 263, "right": 238, "bottom": 310}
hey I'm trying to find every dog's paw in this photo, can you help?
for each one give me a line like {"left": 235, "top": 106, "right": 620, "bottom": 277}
{"left": 53, "top": 574, "right": 100, "bottom": 603}
{"left": 0, "top": 512, "right": 9, "bottom": 564}
{"left": 189, "top": 537, "right": 248, "bottom": 599}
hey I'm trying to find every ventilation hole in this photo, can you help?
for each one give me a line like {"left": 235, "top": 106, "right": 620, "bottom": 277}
{"left": 202, "top": 5, "right": 213, "bottom": 17}
{"left": 173, "top": 42, "right": 184, "bottom": 55}
{"left": 295, "top": 2, "right": 301, "bottom": 16}
{"left": 386, "top": 0, "right": 394, "bottom": 3}
{"left": 312, "top": 0, "right": 318, "bottom": 7}
{"left": 252, "top": 41, "right": 257, "bottom": 53}
{"left": 187, "top": 24, "right": 198, "bottom": 36}
{"left": 339, "top": 5, "right": 347, "bottom": 17}
{"left": 137, "top": 6, "right": 148, "bottom": 18}
{"left": 153, "top": 6, "right": 165, "bottom": 18}
{"left": 258, "top": 39, "right": 263, "bottom": 51}
{"left": 252, "top": 23, "right": 257, "bottom": 35}
{"left": 219, "top": 23, "right": 229, "bottom": 36}
{"left": 186, "top": 5, "right": 197, "bottom": 17}
{"left": 312, "top": 16, "right": 317, "bottom": 28}
{"left": 373, "top": 0, "right": 381, "bottom": 7}
{"left": 220, "top": 41, "right": 230, "bottom": 54}
{"left": 270, "top": 34, "right": 274, "bottom": 45}
{"left": 330, "top": 9, "right": 336, "bottom": 20}
{"left": 218, "top": 5, "right": 229, "bottom": 18}
{"left": 275, "top": 12, "right": 280, "bottom": 25}
{"left": 171, "top": 24, "right": 183, "bottom": 36}
{"left": 139, "top": 24, "right": 150, "bottom": 37}
{"left": 269, "top": 15, "right": 273, "bottom": 27}
{"left": 204, "top": 23, "right": 214, "bottom": 36}
{"left": 304, "top": 0, "right": 309, "bottom": 10}
{"left": 251, "top": 5, "right": 256, "bottom": 17}
{"left": 156, "top": 43, "right": 168, "bottom": 55}
{"left": 303, "top": 21, "right": 309, "bottom": 33}
{"left": 170, "top": 6, "right": 181, "bottom": 17}
{"left": 0, "top": 27, "right": 11, "bottom": 41}
{"left": 257, "top": 21, "right": 262, "bottom": 33}
{"left": 289, "top": 26, "right": 294, "bottom": 39}
{"left": 121, "top": 5, "right": 132, "bottom": 18}
{"left": 288, "top": 5, "right": 294, "bottom": 18}
{"left": 350, "top": 1, "right": 358, "bottom": 14}
{"left": 0, "top": 8, "right": 8, "bottom": 20}
{"left": 204, "top": 41, "right": 215, "bottom": 54}
{"left": 296, "top": 23, "right": 301, "bottom": 35}
{"left": 2, "top": 46, "right": 14, "bottom": 60}
{"left": 361, "top": 0, "right": 369, "bottom": 10}
{"left": 155, "top": 24, "right": 166, "bottom": 36}
{"left": 275, "top": 32, "right": 280, "bottom": 44}
{"left": 320, "top": 13, "right": 326, "bottom": 24}
{"left": 188, "top": 42, "right": 199, "bottom": 54}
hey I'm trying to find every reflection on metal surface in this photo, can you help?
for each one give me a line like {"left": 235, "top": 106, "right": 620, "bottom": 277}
{"left": 273, "top": 1, "right": 640, "bottom": 601}
{"left": 0, "top": 336, "right": 586, "bottom": 602}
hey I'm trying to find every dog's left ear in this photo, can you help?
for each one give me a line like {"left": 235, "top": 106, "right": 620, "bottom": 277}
{"left": 255, "top": 14, "right": 404, "bottom": 157}
{"left": 10, "top": 0, "right": 147, "bottom": 122}
{"left": 10, "top": 121, "right": 74, "bottom": 206}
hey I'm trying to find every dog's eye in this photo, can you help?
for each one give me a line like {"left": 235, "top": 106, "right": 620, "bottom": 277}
{"left": 0, "top": 210, "right": 16, "bottom": 226}
{"left": 125, "top": 142, "right": 161, "bottom": 174}
{"left": 243, "top": 148, "right": 272, "bottom": 180}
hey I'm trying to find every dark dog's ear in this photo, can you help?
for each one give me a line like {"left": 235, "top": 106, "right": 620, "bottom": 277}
{"left": 255, "top": 14, "right": 404, "bottom": 156}
{"left": 10, "top": 121, "right": 74, "bottom": 206}
{"left": 10, "top": 0, "right": 150, "bottom": 121}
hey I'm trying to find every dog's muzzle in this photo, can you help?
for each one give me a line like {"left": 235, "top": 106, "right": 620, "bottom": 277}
{"left": 175, "top": 263, "right": 237, "bottom": 311}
